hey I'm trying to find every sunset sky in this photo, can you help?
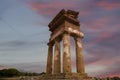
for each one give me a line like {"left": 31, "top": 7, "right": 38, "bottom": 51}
{"left": 0, "top": 0, "right": 120, "bottom": 77}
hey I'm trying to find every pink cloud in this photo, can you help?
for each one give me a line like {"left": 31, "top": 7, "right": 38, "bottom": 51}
{"left": 87, "top": 16, "right": 115, "bottom": 29}
{"left": 95, "top": 1, "right": 120, "bottom": 11}
{"left": 28, "top": 2, "right": 75, "bottom": 17}
{"left": 0, "top": 65, "right": 9, "bottom": 70}
{"left": 85, "top": 58, "right": 120, "bottom": 77}
{"left": 22, "top": 0, "right": 94, "bottom": 17}
{"left": 91, "top": 28, "right": 118, "bottom": 46}
{"left": 83, "top": 16, "right": 118, "bottom": 44}
{"left": 105, "top": 74, "right": 120, "bottom": 78}
{"left": 80, "top": 10, "right": 92, "bottom": 17}
{"left": 94, "top": 56, "right": 119, "bottom": 66}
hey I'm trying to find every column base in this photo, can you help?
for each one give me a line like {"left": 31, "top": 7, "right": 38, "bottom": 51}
{"left": 39, "top": 73, "right": 93, "bottom": 80}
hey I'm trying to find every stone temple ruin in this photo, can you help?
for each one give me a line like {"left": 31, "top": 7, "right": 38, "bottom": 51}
{"left": 40, "top": 9, "right": 91, "bottom": 80}
{"left": 47, "top": 9, "right": 85, "bottom": 74}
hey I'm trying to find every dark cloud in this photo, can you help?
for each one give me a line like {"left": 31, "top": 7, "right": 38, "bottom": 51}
{"left": 0, "top": 40, "right": 47, "bottom": 52}
{"left": 0, "top": 40, "right": 47, "bottom": 46}
{"left": 0, "top": 40, "right": 27, "bottom": 48}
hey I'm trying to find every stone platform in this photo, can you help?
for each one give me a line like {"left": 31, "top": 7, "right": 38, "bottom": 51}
{"left": 39, "top": 73, "right": 93, "bottom": 80}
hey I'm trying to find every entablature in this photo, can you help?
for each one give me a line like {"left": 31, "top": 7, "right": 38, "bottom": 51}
{"left": 48, "top": 9, "right": 80, "bottom": 32}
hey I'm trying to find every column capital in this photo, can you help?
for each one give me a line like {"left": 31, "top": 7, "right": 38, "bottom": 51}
{"left": 47, "top": 42, "right": 54, "bottom": 46}
{"left": 63, "top": 31, "right": 70, "bottom": 35}
{"left": 73, "top": 31, "right": 84, "bottom": 39}
{"left": 55, "top": 37, "right": 61, "bottom": 42}
{"left": 74, "top": 36, "right": 80, "bottom": 40}
{"left": 79, "top": 31, "right": 84, "bottom": 38}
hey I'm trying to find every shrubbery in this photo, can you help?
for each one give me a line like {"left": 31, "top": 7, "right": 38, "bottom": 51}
{"left": 0, "top": 68, "right": 20, "bottom": 77}
{"left": 0, "top": 68, "right": 43, "bottom": 77}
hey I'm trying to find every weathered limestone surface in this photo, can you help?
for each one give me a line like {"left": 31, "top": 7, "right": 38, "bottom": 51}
{"left": 2, "top": 76, "right": 118, "bottom": 80}
{"left": 40, "top": 73, "right": 90, "bottom": 80}
{"left": 75, "top": 37, "right": 85, "bottom": 73}
{"left": 63, "top": 33, "right": 71, "bottom": 73}
{"left": 46, "top": 44, "right": 53, "bottom": 74}
{"left": 54, "top": 38, "right": 61, "bottom": 74}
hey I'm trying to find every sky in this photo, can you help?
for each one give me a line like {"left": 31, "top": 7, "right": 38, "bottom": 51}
{"left": 0, "top": 0, "right": 120, "bottom": 78}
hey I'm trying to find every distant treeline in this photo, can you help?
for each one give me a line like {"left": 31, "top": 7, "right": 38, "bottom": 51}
{"left": 0, "top": 68, "right": 45, "bottom": 77}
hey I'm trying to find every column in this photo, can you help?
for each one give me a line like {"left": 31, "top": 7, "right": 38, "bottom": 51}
{"left": 74, "top": 36, "right": 85, "bottom": 73}
{"left": 63, "top": 33, "right": 71, "bottom": 73}
{"left": 46, "top": 43, "right": 53, "bottom": 74}
{"left": 54, "top": 38, "right": 61, "bottom": 74}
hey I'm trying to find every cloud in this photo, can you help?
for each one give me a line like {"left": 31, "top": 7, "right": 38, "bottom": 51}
{"left": 84, "top": 55, "right": 120, "bottom": 77}
{"left": 84, "top": 37, "right": 120, "bottom": 65}
{"left": 22, "top": 0, "right": 95, "bottom": 18}
{"left": 0, "top": 37, "right": 48, "bottom": 47}
{"left": 0, "top": 40, "right": 26, "bottom": 47}
{"left": 99, "top": 61, "right": 120, "bottom": 77}
{"left": 94, "top": 0, "right": 120, "bottom": 11}
{"left": 0, "top": 39, "right": 48, "bottom": 52}
{"left": 81, "top": 17, "right": 120, "bottom": 76}
{"left": 0, "top": 65, "right": 9, "bottom": 70}
{"left": 24, "top": 0, "right": 75, "bottom": 17}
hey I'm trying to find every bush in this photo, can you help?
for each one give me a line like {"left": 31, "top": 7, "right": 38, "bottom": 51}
{"left": 0, "top": 68, "right": 20, "bottom": 77}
